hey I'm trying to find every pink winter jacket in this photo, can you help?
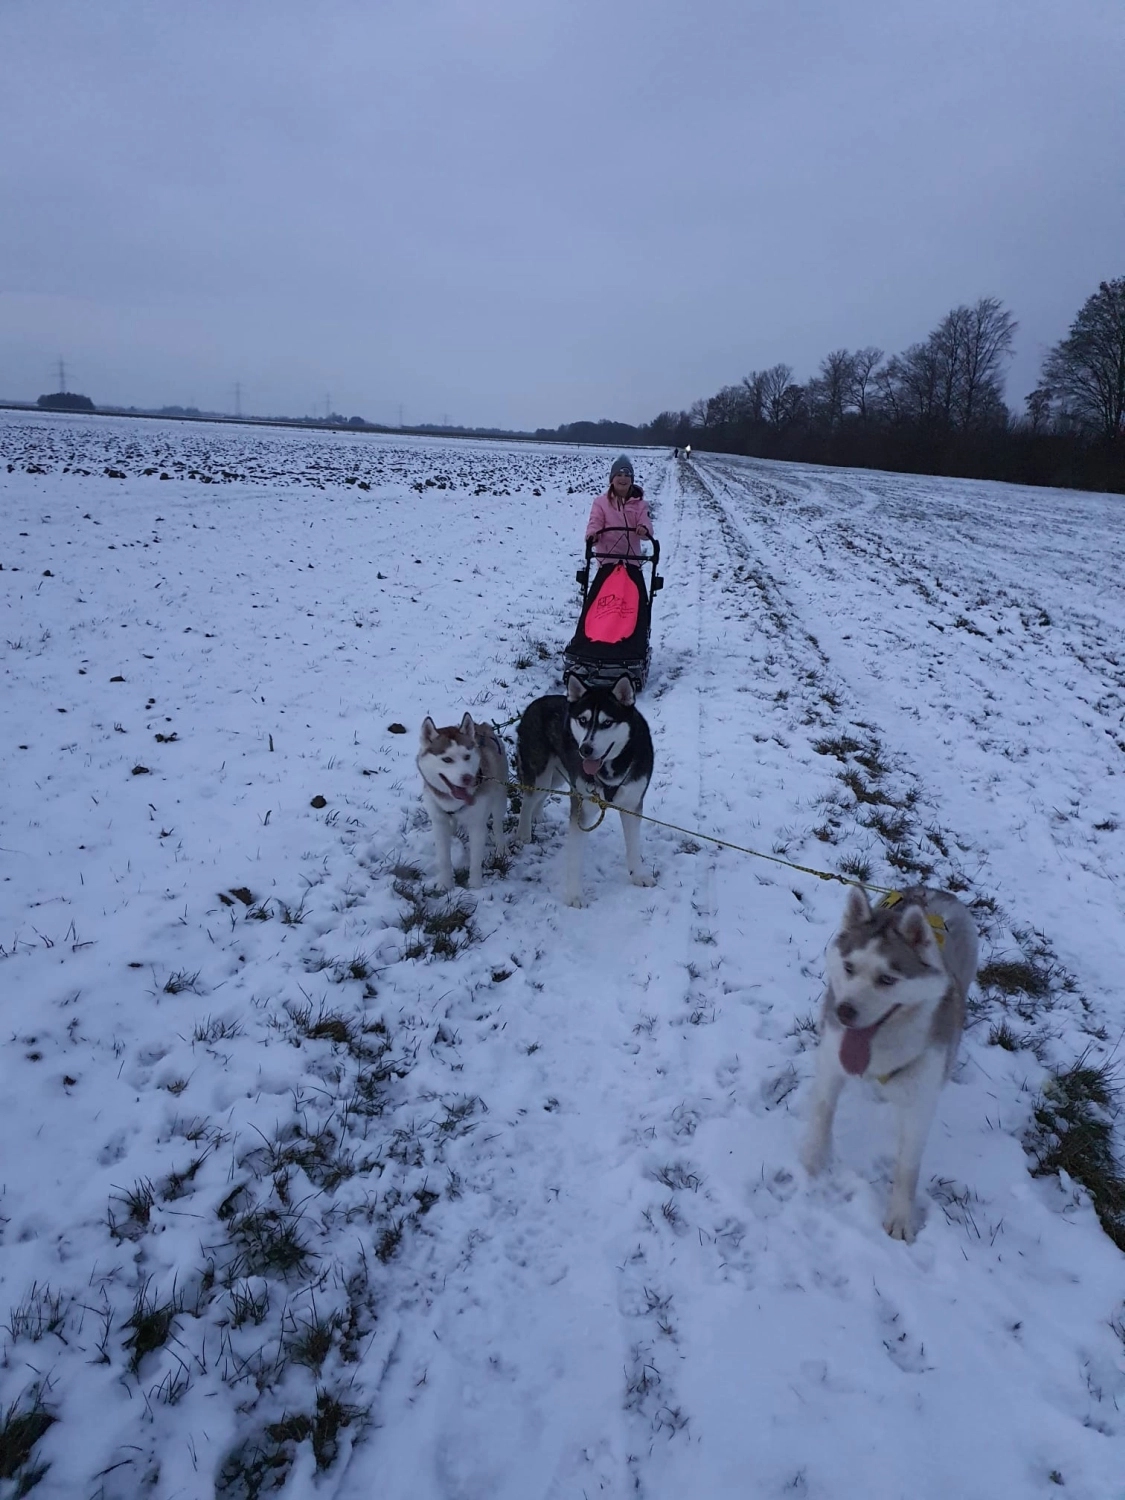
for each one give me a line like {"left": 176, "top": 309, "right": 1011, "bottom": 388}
{"left": 585, "top": 487, "right": 653, "bottom": 560}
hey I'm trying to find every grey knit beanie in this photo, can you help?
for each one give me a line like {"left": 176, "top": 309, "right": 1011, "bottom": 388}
{"left": 609, "top": 454, "right": 634, "bottom": 481}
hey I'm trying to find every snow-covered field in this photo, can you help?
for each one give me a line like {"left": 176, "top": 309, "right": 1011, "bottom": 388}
{"left": 2, "top": 410, "right": 1123, "bottom": 1500}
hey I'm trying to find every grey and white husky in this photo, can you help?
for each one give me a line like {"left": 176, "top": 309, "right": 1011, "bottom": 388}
{"left": 417, "top": 714, "right": 508, "bottom": 891}
{"left": 516, "top": 673, "right": 656, "bottom": 907}
{"left": 801, "top": 885, "right": 978, "bottom": 1242}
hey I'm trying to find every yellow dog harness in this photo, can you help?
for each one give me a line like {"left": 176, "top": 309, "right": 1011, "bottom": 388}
{"left": 878, "top": 890, "right": 947, "bottom": 948}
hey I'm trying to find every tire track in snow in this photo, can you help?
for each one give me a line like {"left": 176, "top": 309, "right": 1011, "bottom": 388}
{"left": 599, "top": 459, "right": 880, "bottom": 1491}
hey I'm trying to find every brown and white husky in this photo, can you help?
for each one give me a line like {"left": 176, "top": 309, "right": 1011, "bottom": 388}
{"left": 417, "top": 714, "right": 508, "bottom": 891}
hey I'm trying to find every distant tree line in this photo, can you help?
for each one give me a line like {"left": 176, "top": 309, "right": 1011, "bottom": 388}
{"left": 38, "top": 391, "right": 95, "bottom": 411}
{"left": 537, "top": 277, "right": 1125, "bottom": 493}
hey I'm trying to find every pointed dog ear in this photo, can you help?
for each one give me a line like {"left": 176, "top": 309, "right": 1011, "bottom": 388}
{"left": 566, "top": 673, "right": 586, "bottom": 702}
{"left": 421, "top": 716, "right": 438, "bottom": 746}
{"left": 459, "top": 712, "right": 474, "bottom": 737}
{"left": 612, "top": 675, "right": 635, "bottom": 707}
{"left": 841, "top": 885, "right": 872, "bottom": 930}
{"left": 899, "top": 903, "right": 941, "bottom": 962}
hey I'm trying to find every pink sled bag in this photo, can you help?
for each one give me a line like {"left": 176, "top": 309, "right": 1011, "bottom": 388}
{"left": 583, "top": 563, "right": 640, "bottom": 644}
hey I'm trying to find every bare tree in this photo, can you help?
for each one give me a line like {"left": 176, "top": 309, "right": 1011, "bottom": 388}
{"left": 884, "top": 342, "right": 942, "bottom": 425}
{"left": 1024, "top": 387, "right": 1052, "bottom": 434}
{"left": 704, "top": 384, "right": 752, "bottom": 430}
{"left": 1041, "top": 278, "right": 1125, "bottom": 440}
{"left": 873, "top": 355, "right": 906, "bottom": 425}
{"left": 739, "top": 371, "right": 767, "bottom": 425}
{"left": 930, "top": 305, "right": 971, "bottom": 425}
{"left": 878, "top": 301, "right": 1014, "bottom": 432}
{"left": 808, "top": 349, "right": 856, "bottom": 430}
{"left": 649, "top": 410, "right": 690, "bottom": 442}
{"left": 957, "top": 297, "right": 1017, "bottom": 429}
{"left": 759, "top": 363, "right": 797, "bottom": 429}
{"left": 847, "top": 346, "right": 883, "bottom": 422}
{"left": 777, "top": 381, "right": 807, "bottom": 430}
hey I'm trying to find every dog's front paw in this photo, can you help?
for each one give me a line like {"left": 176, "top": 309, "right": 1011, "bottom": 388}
{"left": 629, "top": 870, "right": 657, "bottom": 888}
{"left": 800, "top": 1134, "right": 829, "bottom": 1178}
{"left": 564, "top": 891, "right": 585, "bottom": 909}
{"left": 434, "top": 875, "right": 454, "bottom": 894}
{"left": 883, "top": 1203, "right": 916, "bottom": 1242}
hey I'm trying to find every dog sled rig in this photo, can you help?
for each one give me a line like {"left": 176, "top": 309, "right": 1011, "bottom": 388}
{"left": 562, "top": 526, "right": 663, "bottom": 693}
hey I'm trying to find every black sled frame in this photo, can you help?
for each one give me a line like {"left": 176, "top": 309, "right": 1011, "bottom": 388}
{"left": 562, "top": 527, "right": 664, "bottom": 693}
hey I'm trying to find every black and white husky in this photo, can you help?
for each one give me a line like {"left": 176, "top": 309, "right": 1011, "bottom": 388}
{"left": 801, "top": 885, "right": 978, "bottom": 1242}
{"left": 417, "top": 714, "right": 509, "bottom": 891}
{"left": 516, "top": 673, "right": 655, "bottom": 907}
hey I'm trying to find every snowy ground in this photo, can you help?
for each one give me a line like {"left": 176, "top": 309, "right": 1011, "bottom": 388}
{"left": 2, "top": 411, "right": 1123, "bottom": 1500}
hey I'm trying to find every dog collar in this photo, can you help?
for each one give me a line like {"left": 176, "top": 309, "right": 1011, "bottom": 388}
{"left": 579, "top": 769, "right": 621, "bottom": 804}
{"left": 875, "top": 1065, "right": 906, "bottom": 1086}
{"left": 590, "top": 750, "right": 629, "bottom": 791}
{"left": 428, "top": 770, "right": 479, "bottom": 808}
{"left": 838, "top": 1001, "right": 902, "bottom": 1081}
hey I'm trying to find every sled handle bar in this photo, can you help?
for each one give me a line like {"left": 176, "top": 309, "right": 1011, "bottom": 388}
{"left": 577, "top": 535, "right": 663, "bottom": 597}
{"left": 583, "top": 531, "right": 660, "bottom": 568}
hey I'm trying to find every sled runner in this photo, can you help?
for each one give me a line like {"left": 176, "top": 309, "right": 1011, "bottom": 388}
{"left": 562, "top": 526, "right": 663, "bottom": 692}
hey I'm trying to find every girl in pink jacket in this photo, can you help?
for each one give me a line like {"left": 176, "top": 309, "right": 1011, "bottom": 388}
{"left": 585, "top": 454, "right": 654, "bottom": 560}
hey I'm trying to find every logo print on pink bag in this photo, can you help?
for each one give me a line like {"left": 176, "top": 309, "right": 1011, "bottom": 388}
{"left": 585, "top": 564, "right": 639, "bottom": 644}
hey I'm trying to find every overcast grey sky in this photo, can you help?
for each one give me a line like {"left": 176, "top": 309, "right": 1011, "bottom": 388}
{"left": 2, "top": 0, "right": 1122, "bottom": 429}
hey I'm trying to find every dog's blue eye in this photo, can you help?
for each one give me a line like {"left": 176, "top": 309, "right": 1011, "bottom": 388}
{"left": 843, "top": 961, "right": 854, "bottom": 976}
{"left": 878, "top": 974, "right": 898, "bottom": 987}
{"left": 442, "top": 756, "right": 453, "bottom": 763}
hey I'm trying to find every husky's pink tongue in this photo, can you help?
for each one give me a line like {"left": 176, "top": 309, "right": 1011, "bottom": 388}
{"left": 839, "top": 1022, "right": 882, "bottom": 1076}
{"left": 581, "top": 757, "right": 603, "bottom": 777}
